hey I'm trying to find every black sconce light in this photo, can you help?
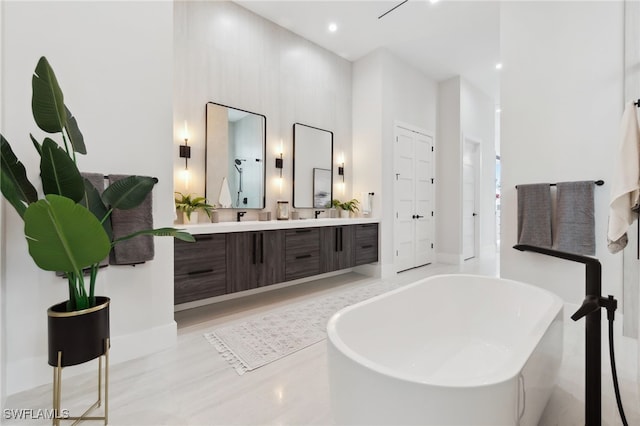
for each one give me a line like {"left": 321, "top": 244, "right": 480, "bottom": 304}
{"left": 180, "top": 121, "right": 191, "bottom": 169}
{"left": 338, "top": 162, "right": 344, "bottom": 182}
{"left": 275, "top": 153, "right": 283, "bottom": 177}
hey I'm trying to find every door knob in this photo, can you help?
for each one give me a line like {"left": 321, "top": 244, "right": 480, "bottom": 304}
{"left": 472, "top": 212, "right": 478, "bottom": 217}
{"left": 415, "top": 215, "right": 424, "bottom": 219}
{"left": 412, "top": 215, "right": 416, "bottom": 219}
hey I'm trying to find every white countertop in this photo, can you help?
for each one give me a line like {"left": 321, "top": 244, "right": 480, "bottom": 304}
{"left": 177, "top": 217, "right": 379, "bottom": 234}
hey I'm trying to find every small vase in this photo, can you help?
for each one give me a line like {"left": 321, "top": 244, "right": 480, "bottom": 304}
{"left": 340, "top": 210, "right": 350, "bottom": 219}
{"left": 184, "top": 211, "right": 198, "bottom": 224}
{"left": 211, "top": 210, "right": 219, "bottom": 223}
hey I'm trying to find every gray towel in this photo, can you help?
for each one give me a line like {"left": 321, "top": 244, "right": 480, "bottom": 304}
{"left": 82, "top": 172, "right": 109, "bottom": 268}
{"left": 553, "top": 181, "right": 595, "bottom": 255}
{"left": 108, "top": 174, "right": 155, "bottom": 265}
{"left": 517, "top": 183, "right": 552, "bottom": 248}
{"left": 81, "top": 172, "right": 105, "bottom": 195}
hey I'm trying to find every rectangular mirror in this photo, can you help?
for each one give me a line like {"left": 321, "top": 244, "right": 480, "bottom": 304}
{"left": 293, "top": 123, "right": 333, "bottom": 208}
{"left": 206, "top": 102, "right": 266, "bottom": 209}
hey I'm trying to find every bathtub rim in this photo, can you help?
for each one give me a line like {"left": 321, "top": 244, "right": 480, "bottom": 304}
{"left": 326, "top": 273, "right": 564, "bottom": 389}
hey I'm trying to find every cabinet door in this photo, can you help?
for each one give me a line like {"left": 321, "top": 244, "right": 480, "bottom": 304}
{"left": 174, "top": 234, "right": 227, "bottom": 304}
{"left": 354, "top": 224, "right": 379, "bottom": 266}
{"left": 285, "top": 228, "right": 320, "bottom": 281}
{"left": 320, "top": 226, "right": 354, "bottom": 273}
{"left": 227, "top": 230, "right": 284, "bottom": 293}
{"left": 256, "top": 230, "right": 284, "bottom": 287}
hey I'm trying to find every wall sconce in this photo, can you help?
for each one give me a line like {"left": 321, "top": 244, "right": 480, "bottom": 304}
{"left": 338, "top": 152, "right": 345, "bottom": 182}
{"left": 275, "top": 153, "right": 283, "bottom": 177}
{"left": 180, "top": 121, "right": 191, "bottom": 169}
{"left": 275, "top": 139, "right": 284, "bottom": 177}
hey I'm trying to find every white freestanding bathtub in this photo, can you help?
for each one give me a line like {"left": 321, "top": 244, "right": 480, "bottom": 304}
{"left": 327, "top": 274, "right": 563, "bottom": 426}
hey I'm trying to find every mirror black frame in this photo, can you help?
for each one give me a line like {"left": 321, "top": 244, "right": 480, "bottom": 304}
{"left": 205, "top": 101, "right": 266, "bottom": 209}
{"left": 292, "top": 122, "right": 334, "bottom": 209}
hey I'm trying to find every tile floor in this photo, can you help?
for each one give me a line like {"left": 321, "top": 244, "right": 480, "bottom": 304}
{"left": 3, "top": 252, "right": 640, "bottom": 425}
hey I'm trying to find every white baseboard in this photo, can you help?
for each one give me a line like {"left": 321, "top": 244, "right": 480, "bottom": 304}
{"left": 6, "top": 321, "right": 177, "bottom": 396}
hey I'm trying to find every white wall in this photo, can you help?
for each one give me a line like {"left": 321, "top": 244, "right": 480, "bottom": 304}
{"left": 353, "top": 49, "right": 437, "bottom": 277}
{"left": 461, "top": 79, "right": 497, "bottom": 254}
{"left": 500, "top": 2, "right": 624, "bottom": 304}
{"left": 2, "top": 1, "right": 175, "bottom": 395}
{"left": 437, "top": 77, "right": 462, "bottom": 262}
{"left": 436, "top": 77, "right": 496, "bottom": 263}
{"left": 174, "top": 1, "right": 352, "bottom": 222}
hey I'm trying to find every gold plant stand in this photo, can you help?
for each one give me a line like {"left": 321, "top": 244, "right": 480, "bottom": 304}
{"left": 52, "top": 338, "right": 109, "bottom": 426}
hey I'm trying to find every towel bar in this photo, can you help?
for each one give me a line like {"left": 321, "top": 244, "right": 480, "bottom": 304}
{"left": 515, "top": 180, "right": 604, "bottom": 189}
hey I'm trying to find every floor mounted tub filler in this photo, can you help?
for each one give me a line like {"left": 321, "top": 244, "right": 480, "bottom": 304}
{"left": 327, "top": 274, "right": 564, "bottom": 425}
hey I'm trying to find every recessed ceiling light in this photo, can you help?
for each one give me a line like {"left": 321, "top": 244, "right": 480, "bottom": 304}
{"left": 328, "top": 23, "right": 338, "bottom": 33}
{"left": 495, "top": 63, "right": 503, "bottom": 70}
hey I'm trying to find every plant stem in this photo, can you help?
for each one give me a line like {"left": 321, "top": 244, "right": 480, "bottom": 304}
{"left": 89, "top": 263, "right": 98, "bottom": 306}
{"left": 100, "top": 208, "right": 113, "bottom": 225}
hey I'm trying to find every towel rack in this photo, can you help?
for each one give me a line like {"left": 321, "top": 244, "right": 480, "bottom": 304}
{"left": 515, "top": 180, "right": 604, "bottom": 189}
{"left": 103, "top": 175, "right": 159, "bottom": 183}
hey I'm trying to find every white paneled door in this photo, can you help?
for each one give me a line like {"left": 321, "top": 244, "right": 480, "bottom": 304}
{"left": 395, "top": 124, "right": 434, "bottom": 272}
{"left": 463, "top": 138, "right": 480, "bottom": 261}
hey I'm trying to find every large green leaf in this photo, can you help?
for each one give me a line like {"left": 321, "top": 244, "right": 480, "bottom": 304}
{"left": 112, "top": 227, "right": 195, "bottom": 246}
{"left": 24, "top": 194, "right": 111, "bottom": 272}
{"left": 80, "top": 178, "right": 112, "bottom": 240}
{"left": 30, "top": 134, "right": 42, "bottom": 155}
{"left": 0, "top": 135, "right": 38, "bottom": 216}
{"left": 40, "top": 138, "right": 84, "bottom": 202}
{"left": 32, "top": 57, "right": 66, "bottom": 134}
{"left": 102, "top": 176, "right": 157, "bottom": 210}
{"left": 1, "top": 168, "right": 28, "bottom": 218}
{"left": 64, "top": 106, "right": 86, "bottom": 154}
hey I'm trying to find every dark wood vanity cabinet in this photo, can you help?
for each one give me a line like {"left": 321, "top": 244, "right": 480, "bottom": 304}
{"left": 320, "top": 225, "right": 354, "bottom": 273}
{"left": 174, "top": 222, "right": 379, "bottom": 305}
{"left": 354, "top": 223, "right": 379, "bottom": 266}
{"left": 226, "top": 230, "right": 284, "bottom": 292}
{"left": 174, "top": 234, "right": 227, "bottom": 304}
{"left": 285, "top": 228, "right": 321, "bottom": 281}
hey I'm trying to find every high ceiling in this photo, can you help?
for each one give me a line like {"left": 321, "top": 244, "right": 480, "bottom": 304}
{"left": 235, "top": 0, "right": 501, "bottom": 101}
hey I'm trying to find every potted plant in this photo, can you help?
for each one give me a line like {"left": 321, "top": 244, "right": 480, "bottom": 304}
{"left": 175, "top": 192, "right": 215, "bottom": 224}
{"left": 0, "top": 57, "right": 194, "bottom": 369}
{"left": 331, "top": 198, "right": 360, "bottom": 218}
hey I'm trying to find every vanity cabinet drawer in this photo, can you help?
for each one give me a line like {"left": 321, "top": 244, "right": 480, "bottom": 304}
{"left": 285, "top": 228, "right": 320, "bottom": 281}
{"left": 174, "top": 272, "right": 226, "bottom": 304}
{"left": 174, "top": 234, "right": 227, "bottom": 304}
{"left": 354, "top": 224, "right": 379, "bottom": 265}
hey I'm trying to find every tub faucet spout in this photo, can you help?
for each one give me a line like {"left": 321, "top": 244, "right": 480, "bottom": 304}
{"left": 570, "top": 295, "right": 601, "bottom": 321}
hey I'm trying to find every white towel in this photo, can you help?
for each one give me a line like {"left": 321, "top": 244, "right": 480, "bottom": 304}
{"left": 607, "top": 101, "right": 640, "bottom": 253}
{"left": 218, "top": 177, "right": 233, "bottom": 208}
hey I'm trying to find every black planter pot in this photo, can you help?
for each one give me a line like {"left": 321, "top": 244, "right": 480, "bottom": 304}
{"left": 47, "top": 296, "right": 110, "bottom": 367}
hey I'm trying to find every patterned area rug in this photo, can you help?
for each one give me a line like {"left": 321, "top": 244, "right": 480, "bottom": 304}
{"left": 204, "top": 280, "right": 399, "bottom": 375}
